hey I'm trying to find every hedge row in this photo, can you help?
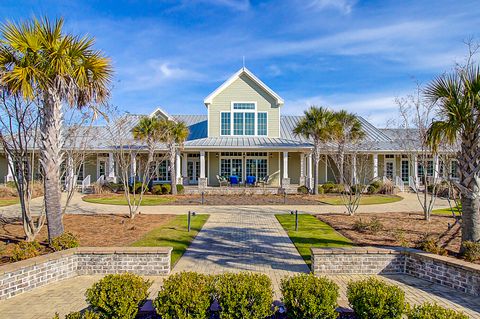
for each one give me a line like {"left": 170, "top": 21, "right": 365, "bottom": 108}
{"left": 55, "top": 273, "right": 469, "bottom": 319}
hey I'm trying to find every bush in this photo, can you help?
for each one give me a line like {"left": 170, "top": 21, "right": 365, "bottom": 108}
{"left": 347, "top": 277, "right": 405, "bottom": 319}
{"left": 129, "top": 182, "right": 146, "bottom": 194}
{"left": 322, "top": 182, "right": 338, "bottom": 193}
{"left": 461, "top": 241, "right": 480, "bottom": 262}
{"left": 280, "top": 274, "right": 339, "bottom": 319}
{"left": 212, "top": 272, "right": 273, "bottom": 319}
{"left": 297, "top": 185, "right": 309, "bottom": 194}
{"left": 161, "top": 184, "right": 172, "bottom": 194}
{"left": 379, "top": 179, "right": 395, "bottom": 194}
{"left": 154, "top": 272, "right": 213, "bottom": 319}
{"left": 105, "top": 182, "right": 124, "bottom": 193}
{"left": 86, "top": 273, "right": 152, "bottom": 319}
{"left": 11, "top": 241, "right": 42, "bottom": 261}
{"left": 151, "top": 184, "right": 163, "bottom": 195}
{"left": 53, "top": 311, "right": 101, "bottom": 319}
{"left": 407, "top": 303, "right": 469, "bottom": 319}
{"left": 368, "top": 180, "right": 383, "bottom": 194}
{"left": 317, "top": 185, "right": 325, "bottom": 194}
{"left": 51, "top": 232, "right": 79, "bottom": 251}
{"left": 0, "top": 185, "right": 17, "bottom": 198}
{"left": 416, "top": 234, "right": 447, "bottom": 256}
{"left": 353, "top": 217, "right": 383, "bottom": 234}
{"left": 176, "top": 184, "right": 184, "bottom": 194}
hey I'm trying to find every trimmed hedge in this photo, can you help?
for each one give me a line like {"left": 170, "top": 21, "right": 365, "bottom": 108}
{"left": 297, "top": 185, "right": 309, "bottom": 194}
{"left": 154, "top": 272, "right": 213, "bottom": 319}
{"left": 162, "top": 184, "right": 172, "bottom": 194}
{"left": 281, "top": 274, "right": 339, "bottom": 319}
{"left": 213, "top": 272, "right": 274, "bottom": 319}
{"left": 11, "top": 241, "right": 41, "bottom": 261}
{"left": 176, "top": 184, "right": 185, "bottom": 194}
{"left": 408, "top": 303, "right": 469, "bottom": 319}
{"left": 51, "top": 232, "right": 79, "bottom": 251}
{"left": 86, "top": 273, "right": 152, "bottom": 319}
{"left": 347, "top": 277, "right": 405, "bottom": 319}
{"left": 53, "top": 311, "right": 101, "bottom": 319}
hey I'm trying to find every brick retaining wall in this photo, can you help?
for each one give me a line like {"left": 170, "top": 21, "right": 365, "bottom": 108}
{"left": 311, "top": 247, "right": 480, "bottom": 296}
{"left": 0, "top": 247, "right": 172, "bottom": 300}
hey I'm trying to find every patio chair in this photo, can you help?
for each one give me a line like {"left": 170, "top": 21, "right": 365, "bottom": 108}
{"left": 256, "top": 175, "right": 269, "bottom": 188}
{"left": 216, "top": 175, "right": 229, "bottom": 187}
{"left": 246, "top": 175, "right": 256, "bottom": 187}
{"left": 229, "top": 175, "right": 240, "bottom": 186}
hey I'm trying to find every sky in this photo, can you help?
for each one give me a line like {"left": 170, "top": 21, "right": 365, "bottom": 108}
{"left": 1, "top": 0, "right": 479, "bottom": 127}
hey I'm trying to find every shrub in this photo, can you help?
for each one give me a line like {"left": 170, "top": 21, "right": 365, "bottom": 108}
{"left": 5, "top": 181, "right": 16, "bottom": 188}
{"left": 347, "top": 277, "right": 405, "bottom": 319}
{"left": 53, "top": 311, "right": 101, "bottom": 319}
{"left": 154, "top": 272, "right": 213, "bottom": 319}
{"left": 176, "top": 184, "right": 185, "bottom": 194}
{"left": 353, "top": 217, "right": 383, "bottom": 234}
{"left": 11, "top": 241, "right": 42, "bottom": 261}
{"left": 86, "top": 273, "right": 152, "bottom": 319}
{"left": 51, "top": 232, "right": 79, "bottom": 251}
{"left": 461, "top": 241, "right": 480, "bottom": 262}
{"left": 129, "top": 182, "right": 146, "bottom": 194}
{"left": 105, "top": 182, "right": 124, "bottom": 193}
{"left": 0, "top": 185, "right": 17, "bottom": 198}
{"left": 407, "top": 303, "right": 469, "bottom": 319}
{"left": 161, "top": 184, "right": 172, "bottom": 194}
{"left": 367, "top": 180, "right": 383, "bottom": 194}
{"left": 322, "top": 182, "right": 338, "bottom": 193}
{"left": 212, "top": 272, "right": 273, "bottom": 319}
{"left": 297, "top": 185, "right": 309, "bottom": 194}
{"left": 352, "top": 218, "right": 370, "bottom": 233}
{"left": 379, "top": 179, "right": 395, "bottom": 194}
{"left": 280, "top": 274, "right": 339, "bottom": 319}
{"left": 151, "top": 184, "right": 163, "bottom": 195}
{"left": 416, "top": 234, "right": 447, "bottom": 256}
{"left": 317, "top": 185, "right": 325, "bottom": 194}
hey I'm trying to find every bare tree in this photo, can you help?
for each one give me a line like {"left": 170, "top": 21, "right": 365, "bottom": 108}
{"left": 0, "top": 91, "right": 45, "bottom": 241}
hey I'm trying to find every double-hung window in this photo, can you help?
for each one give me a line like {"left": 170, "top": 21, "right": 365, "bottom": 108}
{"left": 233, "top": 113, "right": 244, "bottom": 135}
{"left": 257, "top": 112, "right": 267, "bottom": 136}
{"left": 221, "top": 112, "right": 231, "bottom": 135}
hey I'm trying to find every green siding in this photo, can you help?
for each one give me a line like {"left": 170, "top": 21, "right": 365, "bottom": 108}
{"left": 208, "top": 152, "right": 219, "bottom": 186}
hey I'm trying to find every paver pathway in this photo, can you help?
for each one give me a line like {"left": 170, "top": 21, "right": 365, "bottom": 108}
{"left": 173, "top": 212, "right": 310, "bottom": 297}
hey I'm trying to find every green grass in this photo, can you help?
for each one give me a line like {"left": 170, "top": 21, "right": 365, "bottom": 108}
{"left": 82, "top": 195, "right": 175, "bottom": 206}
{"left": 276, "top": 214, "right": 352, "bottom": 268}
{"left": 432, "top": 205, "right": 462, "bottom": 216}
{"left": 0, "top": 198, "right": 19, "bottom": 207}
{"left": 318, "top": 194, "right": 403, "bottom": 205}
{"left": 131, "top": 214, "right": 209, "bottom": 266}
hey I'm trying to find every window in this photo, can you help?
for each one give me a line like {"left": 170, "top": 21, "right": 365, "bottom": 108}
{"left": 233, "top": 113, "right": 244, "bottom": 135}
{"left": 245, "top": 113, "right": 255, "bottom": 135}
{"left": 257, "top": 112, "right": 267, "bottom": 135}
{"left": 233, "top": 102, "right": 255, "bottom": 110}
{"left": 246, "top": 159, "right": 268, "bottom": 179}
{"left": 221, "top": 112, "right": 231, "bottom": 135}
{"left": 158, "top": 161, "right": 170, "bottom": 181}
{"left": 451, "top": 160, "right": 459, "bottom": 178}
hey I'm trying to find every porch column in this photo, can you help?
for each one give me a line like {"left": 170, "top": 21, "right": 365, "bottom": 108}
{"left": 282, "top": 151, "right": 290, "bottom": 188}
{"left": 176, "top": 152, "right": 182, "bottom": 184}
{"left": 130, "top": 153, "right": 137, "bottom": 177}
{"left": 307, "top": 153, "right": 313, "bottom": 189}
{"left": 352, "top": 154, "right": 357, "bottom": 184}
{"left": 373, "top": 153, "right": 378, "bottom": 179}
{"left": 324, "top": 155, "right": 328, "bottom": 183}
{"left": 182, "top": 154, "right": 188, "bottom": 185}
{"left": 108, "top": 152, "right": 116, "bottom": 183}
{"left": 299, "top": 153, "right": 306, "bottom": 186}
{"left": 433, "top": 155, "right": 439, "bottom": 179}
{"left": 198, "top": 151, "right": 207, "bottom": 188}
{"left": 413, "top": 155, "right": 418, "bottom": 187}
{"left": 6, "top": 154, "right": 14, "bottom": 182}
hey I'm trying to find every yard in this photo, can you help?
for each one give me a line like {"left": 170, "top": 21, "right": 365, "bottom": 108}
{"left": 82, "top": 194, "right": 176, "bottom": 205}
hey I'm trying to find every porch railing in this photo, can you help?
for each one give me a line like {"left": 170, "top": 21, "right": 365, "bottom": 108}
{"left": 395, "top": 176, "right": 405, "bottom": 192}
{"left": 81, "top": 175, "right": 91, "bottom": 193}
{"left": 409, "top": 176, "right": 417, "bottom": 193}
{"left": 96, "top": 175, "right": 105, "bottom": 185}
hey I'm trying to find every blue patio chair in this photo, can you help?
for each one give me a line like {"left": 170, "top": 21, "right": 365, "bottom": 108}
{"left": 246, "top": 175, "right": 256, "bottom": 186}
{"left": 229, "top": 175, "right": 239, "bottom": 186}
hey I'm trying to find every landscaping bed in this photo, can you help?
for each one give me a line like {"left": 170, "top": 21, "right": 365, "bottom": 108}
{"left": 82, "top": 194, "right": 177, "bottom": 205}
{"left": 317, "top": 212, "right": 464, "bottom": 258}
{"left": 0, "top": 214, "right": 175, "bottom": 265}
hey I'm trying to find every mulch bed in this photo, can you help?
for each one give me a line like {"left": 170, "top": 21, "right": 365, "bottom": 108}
{"left": 170, "top": 194, "right": 326, "bottom": 205}
{"left": 0, "top": 214, "right": 174, "bottom": 265}
{"left": 317, "top": 212, "right": 463, "bottom": 256}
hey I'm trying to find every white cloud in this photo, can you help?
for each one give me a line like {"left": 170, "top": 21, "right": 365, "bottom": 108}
{"left": 307, "top": 0, "right": 357, "bottom": 14}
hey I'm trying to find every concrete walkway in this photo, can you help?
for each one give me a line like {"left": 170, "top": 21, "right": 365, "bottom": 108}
{"left": 0, "top": 192, "right": 452, "bottom": 219}
{"left": 173, "top": 212, "right": 310, "bottom": 297}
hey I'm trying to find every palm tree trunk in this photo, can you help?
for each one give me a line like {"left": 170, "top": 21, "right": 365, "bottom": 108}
{"left": 170, "top": 145, "right": 177, "bottom": 195}
{"left": 460, "top": 195, "right": 480, "bottom": 243}
{"left": 312, "top": 146, "right": 320, "bottom": 195}
{"left": 41, "top": 92, "right": 64, "bottom": 242}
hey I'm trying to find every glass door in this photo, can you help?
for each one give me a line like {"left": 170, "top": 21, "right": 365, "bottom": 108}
{"left": 401, "top": 160, "right": 409, "bottom": 182}
{"left": 385, "top": 161, "right": 394, "bottom": 180}
{"left": 187, "top": 160, "right": 199, "bottom": 184}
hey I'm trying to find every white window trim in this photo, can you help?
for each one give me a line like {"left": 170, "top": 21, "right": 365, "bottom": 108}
{"left": 384, "top": 158, "right": 396, "bottom": 179}
{"left": 257, "top": 112, "right": 268, "bottom": 136}
{"left": 220, "top": 111, "right": 231, "bottom": 136}
{"left": 230, "top": 101, "right": 258, "bottom": 136}
{"left": 96, "top": 156, "right": 108, "bottom": 178}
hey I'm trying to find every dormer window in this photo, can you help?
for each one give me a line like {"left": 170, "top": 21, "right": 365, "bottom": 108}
{"left": 220, "top": 101, "right": 268, "bottom": 136}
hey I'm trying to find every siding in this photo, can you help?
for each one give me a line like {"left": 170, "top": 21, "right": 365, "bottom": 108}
{"left": 0, "top": 155, "right": 7, "bottom": 179}
{"left": 269, "top": 152, "right": 281, "bottom": 187}
{"left": 208, "top": 152, "right": 219, "bottom": 186}
{"left": 288, "top": 152, "right": 301, "bottom": 184}
{"left": 209, "top": 74, "right": 280, "bottom": 138}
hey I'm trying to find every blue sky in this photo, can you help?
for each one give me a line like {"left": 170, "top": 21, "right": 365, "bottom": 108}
{"left": 1, "top": 0, "right": 479, "bottom": 126}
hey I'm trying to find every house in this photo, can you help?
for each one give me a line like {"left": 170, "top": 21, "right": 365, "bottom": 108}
{"left": 0, "top": 67, "right": 458, "bottom": 192}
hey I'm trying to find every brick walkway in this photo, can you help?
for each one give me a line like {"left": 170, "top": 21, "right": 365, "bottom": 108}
{"left": 173, "top": 212, "right": 310, "bottom": 297}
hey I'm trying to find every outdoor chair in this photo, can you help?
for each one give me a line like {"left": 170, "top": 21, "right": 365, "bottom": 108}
{"left": 229, "top": 175, "right": 240, "bottom": 186}
{"left": 246, "top": 175, "right": 256, "bottom": 187}
{"left": 256, "top": 175, "right": 269, "bottom": 188}
{"left": 216, "top": 175, "right": 229, "bottom": 187}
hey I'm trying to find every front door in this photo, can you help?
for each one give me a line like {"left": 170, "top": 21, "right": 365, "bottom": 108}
{"left": 187, "top": 160, "right": 200, "bottom": 184}
{"left": 385, "top": 161, "right": 394, "bottom": 180}
{"left": 401, "top": 160, "right": 409, "bottom": 182}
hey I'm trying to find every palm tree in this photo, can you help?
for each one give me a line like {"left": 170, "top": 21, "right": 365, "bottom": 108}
{"left": 0, "top": 18, "right": 112, "bottom": 242}
{"left": 294, "top": 106, "right": 334, "bottom": 194}
{"left": 426, "top": 65, "right": 480, "bottom": 245}
{"left": 158, "top": 119, "right": 189, "bottom": 195}
{"left": 330, "top": 110, "right": 365, "bottom": 185}
{"left": 132, "top": 116, "right": 161, "bottom": 167}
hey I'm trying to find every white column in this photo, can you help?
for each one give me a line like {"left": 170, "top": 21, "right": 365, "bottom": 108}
{"left": 413, "top": 155, "right": 418, "bottom": 187}
{"left": 283, "top": 151, "right": 289, "bottom": 179}
{"left": 352, "top": 154, "right": 357, "bottom": 183}
{"left": 108, "top": 152, "right": 116, "bottom": 179}
{"left": 300, "top": 153, "right": 305, "bottom": 178}
{"left": 182, "top": 154, "right": 188, "bottom": 179}
{"left": 373, "top": 153, "right": 378, "bottom": 178}
{"left": 307, "top": 153, "right": 313, "bottom": 186}
{"left": 130, "top": 153, "right": 137, "bottom": 177}
{"left": 433, "top": 155, "right": 439, "bottom": 179}
{"left": 6, "top": 154, "right": 14, "bottom": 182}
{"left": 324, "top": 155, "right": 328, "bottom": 182}
{"left": 200, "top": 151, "right": 205, "bottom": 179}
{"left": 176, "top": 152, "right": 181, "bottom": 181}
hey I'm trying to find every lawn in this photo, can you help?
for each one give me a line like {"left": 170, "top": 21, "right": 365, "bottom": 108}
{"left": 131, "top": 214, "right": 209, "bottom": 266}
{"left": 82, "top": 194, "right": 176, "bottom": 206}
{"left": 276, "top": 213, "right": 352, "bottom": 268}
{"left": 317, "top": 194, "right": 403, "bottom": 205}
{"left": 0, "top": 198, "right": 19, "bottom": 207}
{"left": 432, "top": 205, "right": 461, "bottom": 216}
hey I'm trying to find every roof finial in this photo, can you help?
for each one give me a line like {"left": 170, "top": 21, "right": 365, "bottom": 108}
{"left": 242, "top": 56, "right": 245, "bottom": 69}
